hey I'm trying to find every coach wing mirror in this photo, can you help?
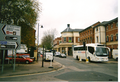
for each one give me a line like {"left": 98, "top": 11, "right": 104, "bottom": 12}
{"left": 106, "top": 47, "right": 110, "bottom": 55}
{"left": 106, "top": 47, "right": 110, "bottom": 52}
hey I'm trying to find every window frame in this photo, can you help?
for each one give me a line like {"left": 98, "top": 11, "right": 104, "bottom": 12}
{"left": 116, "top": 34, "right": 118, "bottom": 41}
{"left": 64, "top": 37, "right": 66, "bottom": 42}
{"left": 111, "top": 35, "right": 113, "bottom": 41}
{"left": 68, "top": 37, "right": 72, "bottom": 42}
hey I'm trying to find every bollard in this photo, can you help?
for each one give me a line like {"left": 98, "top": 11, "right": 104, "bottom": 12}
{"left": 48, "top": 55, "right": 53, "bottom": 68}
{"left": 86, "top": 57, "right": 89, "bottom": 63}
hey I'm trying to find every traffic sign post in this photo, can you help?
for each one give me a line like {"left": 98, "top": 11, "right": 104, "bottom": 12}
{"left": 0, "top": 23, "right": 21, "bottom": 72}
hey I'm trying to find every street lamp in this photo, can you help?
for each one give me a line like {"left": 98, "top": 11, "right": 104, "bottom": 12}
{"left": 37, "top": 24, "right": 44, "bottom": 67}
{"left": 37, "top": 23, "right": 43, "bottom": 61}
{"left": 38, "top": 24, "right": 43, "bottom": 46}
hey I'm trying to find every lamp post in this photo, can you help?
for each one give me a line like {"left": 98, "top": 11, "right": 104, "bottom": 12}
{"left": 37, "top": 23, "right": 43, "bottom": 61}
{"left": 38, "top": 24, "right": 43, "bottom": 46}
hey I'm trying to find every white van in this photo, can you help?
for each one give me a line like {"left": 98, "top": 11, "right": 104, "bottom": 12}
{"left": 112, "top": 49, "right": 118, "bottom": 61}
{"left": 44, "top": 50, "right": 54, "bottom": 62}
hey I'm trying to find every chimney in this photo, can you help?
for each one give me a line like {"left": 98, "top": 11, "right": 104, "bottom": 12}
{"left": 67, "top": 24, "right": 70, "bottom": 28}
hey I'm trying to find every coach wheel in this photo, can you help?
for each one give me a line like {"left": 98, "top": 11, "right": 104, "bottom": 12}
{"left": 76, "top": 56, "right": 79, "bottom": 60}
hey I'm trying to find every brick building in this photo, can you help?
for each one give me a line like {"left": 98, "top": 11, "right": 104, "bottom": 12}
{"left": 53, "top": 17, "right": 118, "bottom": 57}
{"left": 93, "top": 17, "right": 118, "bottom": 57}
{"left": 53, "top": 37, "right": 61, "bottom": 52}
{"left": 79, "top": 22, "right": 100, "bottom": 45}
{"left": 79, "top": 17, "right": 118, "bottom": 58}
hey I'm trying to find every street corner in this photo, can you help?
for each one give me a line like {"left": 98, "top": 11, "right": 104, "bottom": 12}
{"left": 53, "top": 61, "right": 64, "bottom": 69}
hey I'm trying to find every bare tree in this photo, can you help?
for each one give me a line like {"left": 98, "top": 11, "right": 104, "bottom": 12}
{"left": 41, "top": 29, "right": 58, "bottom": 49}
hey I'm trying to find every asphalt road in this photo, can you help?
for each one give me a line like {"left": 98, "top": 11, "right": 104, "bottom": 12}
{"left": 0, "top": 56, "right": 118, "bottom": 81}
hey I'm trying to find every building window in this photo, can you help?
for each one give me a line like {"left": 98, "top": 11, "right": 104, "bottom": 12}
{"left": 106, "top": 36, "right": 109, "bottom": 42}
{"left": 96, "top": 28, "right": 98, "bottom": 31}
{"left": 111, "top": 24, "right": 113, "bottom": 29}
{"left": 78, "top": 38, "right": 80, "bottom": 42}
{"left": 116, "top": 34, "right": 118, "bottom": 41}
{"left": 111, "top": 35, "right": 113, "bottom": 41}
{"left": 64, "top": 37, "right": 66, "bottom": 42}
{"left": 106, "top": 26, "right": 108, "bottom": 30}
{"left": 59, "top": 41, "right": 61, "bottom": 43}
{"left": 68, "top": 37, "right": 72, "bottom": 42}
{"left": 91, "top": 30, "right": 92, "bottom": 34}
{"left": 90, "top": 37, "right": 92, "bottom": 43}
{"left": 88, "top": 38, "right": 89, "bottom": 43}
{"left": 96, "top": 36, "right": 98, "bottom": 43}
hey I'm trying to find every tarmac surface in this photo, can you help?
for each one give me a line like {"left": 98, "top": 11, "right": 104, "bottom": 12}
{"left": 0, "top": 57, "right": 118, "bottom": 78}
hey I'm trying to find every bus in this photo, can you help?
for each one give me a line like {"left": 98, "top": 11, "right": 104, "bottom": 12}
{"left": 73, "top": 43, "right": 110, "bottom": 62}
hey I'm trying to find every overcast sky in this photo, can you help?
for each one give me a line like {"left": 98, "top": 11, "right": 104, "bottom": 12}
{"left": 36, "top": 0, "right": 118, "bottom": 44}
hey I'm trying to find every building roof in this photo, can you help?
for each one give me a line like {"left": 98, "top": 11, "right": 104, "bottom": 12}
{"left": 61, "top": 26, "right": 83, "bottom": 33}
{"left": 79, "top": 21, "right": 100, "bottom": 33}
{"left": 93, "top": 17, "right": 118, "bottom": 28}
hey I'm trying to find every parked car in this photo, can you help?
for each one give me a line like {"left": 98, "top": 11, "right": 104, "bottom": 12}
{"left": 55, "top": 52, "right": 61, "bottom": 57}
{"left": 16, "top": 53, "right": 35, "bottom": 61}
{"left": 59, "top": 53, "right": 67, "bottom": 58}
{"left": 6, "top": 55, "right": 33, "bottom": 64}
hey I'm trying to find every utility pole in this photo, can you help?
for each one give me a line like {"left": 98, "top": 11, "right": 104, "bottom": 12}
{"left": 42, "top": 45, "right": 44, "bottom": 67}
{"left": 37, "top": 23, "right": 39, "bottom": 61}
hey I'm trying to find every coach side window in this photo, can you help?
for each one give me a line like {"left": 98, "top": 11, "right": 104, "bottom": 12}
{"left": 88, "top": 47, "right": 94, "bottom": 54}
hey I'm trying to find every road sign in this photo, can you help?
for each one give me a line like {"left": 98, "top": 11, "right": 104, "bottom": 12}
{"left": 2, "top": 24, "right": 20, "bottom": 36}
{"left": 0, "top": 41, "right": 19, "bottom": 49}
{"left": 0, "top": 23, "right": 21, "bottom": 49}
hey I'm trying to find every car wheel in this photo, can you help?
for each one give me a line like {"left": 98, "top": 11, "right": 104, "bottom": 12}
{"left": 25, "top": 60, "right": 29, "bottom": 64}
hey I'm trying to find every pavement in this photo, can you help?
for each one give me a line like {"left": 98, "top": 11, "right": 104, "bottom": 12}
{"left": 0, "top": 57, "right": 63, "bottom": 78}
{"left": 0, "top": 57, "right": 118, "bottom": 78}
